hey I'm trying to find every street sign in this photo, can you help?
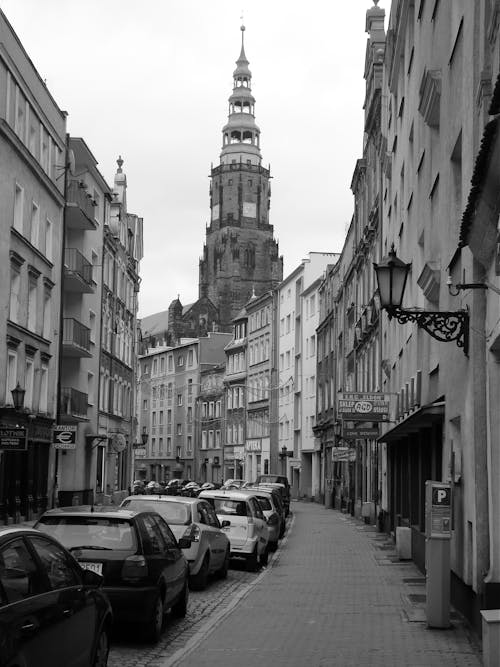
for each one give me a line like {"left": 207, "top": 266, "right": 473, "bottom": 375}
{"left": 332, "top": 447, "right": 356, "bottom": 462}
{"left": 342, "top": 422, "right": 380, "bottom": 439}
{"left": 0, "top": 427, "right": 27, "bottom": 451}
{"left": 425, "top": 481, "right": 452, "bottom": 538}
{"left": 134, "top": 448, "right": 146, "bottom": 457}
{"left": 53, "top": 425, "right": 77, "bottom": 449}
{"left": 337, "top": 392, "right": 390, "bottom": 422}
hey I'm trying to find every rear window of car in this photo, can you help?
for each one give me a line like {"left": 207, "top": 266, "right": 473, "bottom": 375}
{"left": 36, "top": 516, "right": 136, "bottom": 551}
{"left": 255, "top": 497, "right": 272, "bottom": 511}
{"left": 258, "top": 476, "right": 288, "bottom": 486}
{"left": 205, "top": 498, "right": 248, "bottom": 517}
{"left": 122, "top": 499, "right": 190, "bottom": 525}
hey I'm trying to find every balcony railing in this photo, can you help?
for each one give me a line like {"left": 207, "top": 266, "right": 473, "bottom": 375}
{"left": 64, "top": 248, "right": 94, "bottom": 293}
{"left": 60, "top": 387, "right": 88, "bottom": 420}
{"left": 66, "top": 179, "right": 97, "bottom": 230}
{"left": 62, "top": 318, "right": 91, "bottom": 357}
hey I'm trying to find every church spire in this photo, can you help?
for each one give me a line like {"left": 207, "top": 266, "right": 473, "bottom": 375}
{"left": 220, "top": 25, "right": 261, "bottom": 165}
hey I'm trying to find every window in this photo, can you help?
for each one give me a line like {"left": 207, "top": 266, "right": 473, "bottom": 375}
{"left": 89, "top": 310, "right": 96, "bottom": 344}
{"left": 143, "top": 399, "right": 148, "bottom": 411}
{"left": 159, "top": 410, "right": 164, "bottom": 425}
{"left": 31, "top": 537, "right": 80, "bottom": 590}
{"left": 30, "top": 202, "right": 39, "bottom": 247}
{"left": 9, "top": 265, "right": 21, "bottom": 323}
{"left": 176, "top": 423, "right": 182, "bottom": 436}
{"left": 187, "top": 407, "right": 192, "bottom": 423}
{"left": 167, "top": 437, "right": 172, "bottom": 455}
{"left": 0, "top": 538, "right": 41, "bottom": 602}
{"left": 187, "top": 436, "right": 192, "bottom": 453}
{"left": 167, "top": 383, "right": 173, "bottom": 400}
{"left": 13, "top": 183, "right": 24, "bottom": 233}
{"left": 177, "top": 393, "right": 183, "bottom": 406}
{"left": 178, "top": 356, "right": 184, "bottom": 367}
{"left": 215, "top": 430, "right": 221, "bottom": 447}
{"left": 39, "top": 363, "right": 48, "bottom": 413}
{"left": 24, "top": 358, "right": 34, "bottom": 410}
{"left": 215, "top": 400, "right": 221, "bottom": 417}
{"left": 188, "top": 349, "right": 194, "bottom": 366}
{"left": 208, "top": 430, "right": 214, "bottom": 448}
{"left": 88, "top": 372, "right": 95, "bottom": 405}
{"left": 27, "top": 278, "right": 37, "bottom": 332}
{"left": 187, "top": 379, "right": 193, "bottom": 397}
{"left": 201, "top": 431, "right": 207, "bottom": 449}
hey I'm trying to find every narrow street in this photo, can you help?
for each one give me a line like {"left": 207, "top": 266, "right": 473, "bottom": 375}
{"left": 109, "top": 502, "right": 482, "bottom": 667}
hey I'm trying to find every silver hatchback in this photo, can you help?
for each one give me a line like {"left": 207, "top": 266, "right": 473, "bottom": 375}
{"left": 121, "top": 495, "right": 230, "bottom": 590}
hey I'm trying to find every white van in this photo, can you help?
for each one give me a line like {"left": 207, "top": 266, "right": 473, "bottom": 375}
{"left": 198, "top": 488, "right": 269, "bottom": 571}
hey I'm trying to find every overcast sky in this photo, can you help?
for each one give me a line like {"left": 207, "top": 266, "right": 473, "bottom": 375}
{"left": 2, "top": 0, "right": 387, "bottom": 318}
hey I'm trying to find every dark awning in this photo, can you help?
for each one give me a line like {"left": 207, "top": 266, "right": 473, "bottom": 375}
{"left": 377, "top": 401, "right": 444, "bottom": 443}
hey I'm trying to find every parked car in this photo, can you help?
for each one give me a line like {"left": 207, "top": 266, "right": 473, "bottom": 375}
{"left": 198, "top": 489, "right": 269, "bottom": 571}
{"left": 34, "top": 506, "right": 190, "bottom": 642}
{"left": 245, "top": 486, "right": 285, "bottom": 549}
{"left": 181, "top": 482, "right": 201, "bottom": 498}
{"left": 0, "top": 525, "right": 112, "bottom": 666}
{"left": 221, "top": 479, "right": 247, "bottom": 489}
{"left": 164, "top": 479, "right": 191, "bottom": 496}
{"left": 255, "top": 481, "right": 290, "bottom": 516}
{"left": 120, "top": 495, "right": 230, "bottom": 590}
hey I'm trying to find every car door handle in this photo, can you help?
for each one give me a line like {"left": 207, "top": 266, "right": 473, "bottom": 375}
{"left": 63, "top": 609, "right": 72, "bottom": 616}
{"left": 21, "top": 622, "right": 35, "bottom": 632}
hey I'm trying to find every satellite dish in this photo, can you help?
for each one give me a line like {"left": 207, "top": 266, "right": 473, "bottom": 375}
{"left": 109, "top": 433, "right": 126, "bottom": 453}
{"left": 67, "top": 149, "right": 76, "bottom": 175}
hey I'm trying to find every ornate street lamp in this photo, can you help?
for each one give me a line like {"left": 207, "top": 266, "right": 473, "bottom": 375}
{"left": 141, "top": 432, "right": 149, "bottom": 446}
{"left": 11, "top": 383, "right": 26, "bottom": 411}
{"left": 373, "top": 245, "right": 469, "bottom": 354}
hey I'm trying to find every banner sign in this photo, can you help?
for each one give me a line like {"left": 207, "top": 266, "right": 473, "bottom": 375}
{"left": 0, "top": 427, "right": 27, "bottom": 451}
{"left": 337, "top": 392, "right": 390, "bottom": 422}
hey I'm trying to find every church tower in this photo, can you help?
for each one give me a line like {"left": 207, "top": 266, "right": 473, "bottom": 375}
{"left": 199, "top": 25, "right": 283, "bottom": 331}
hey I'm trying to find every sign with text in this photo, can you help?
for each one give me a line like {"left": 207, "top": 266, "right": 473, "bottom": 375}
{"left": 425, "top": 480, "right": 452, "bottom": 539}
{"left": 332, "top": 447, "right": 356, "bottom": 462}
{"left": 337, "top": 392, "right": 390, "bottom": 422}
{"left": 0, "top": 427, "right": 27, "bottom": 451}
{"left": 342, "top": 422, "right": 380, "bottom": 439}
{"left": 53, "top": 425, "right": 77, "bottom": 449}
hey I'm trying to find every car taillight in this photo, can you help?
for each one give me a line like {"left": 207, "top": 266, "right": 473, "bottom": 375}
{"left": 121, "top": 555, "right": 148, "bottom": 581}
{"left": 247, "top": 516, "right": 255, "bottom": 538}
{"left": 183, "top": 524, "right": 200, "bottom": 543}
{"left": 267, "top": 514, "right": 279, "bottom": 526}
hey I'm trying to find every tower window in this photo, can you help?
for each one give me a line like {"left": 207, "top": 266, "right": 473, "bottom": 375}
{"left": 248, "top": 180, "right": 253, "bottom": 187}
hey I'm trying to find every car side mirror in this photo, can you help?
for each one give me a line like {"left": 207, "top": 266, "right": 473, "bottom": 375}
{"left": 81, "top": 568, "right": 103, "bottom": 588}
{"left": 221, "top": 520, "right": 231, "bottom": 528}
{"left": 178, "top": 537, "right": 192, "bottom": 549}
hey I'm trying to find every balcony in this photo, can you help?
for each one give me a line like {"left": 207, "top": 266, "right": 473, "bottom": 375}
{"left": 65, "top": 179, "right": 97, "bottom": 230}
{"left": 64, "top": 249, "right": 95, "bottom": 293}
{"left": 60, "top": 387, "right": 88, "bottom": 421}
{"left": 62, "top": 318, "right": 91, "bottom": 357}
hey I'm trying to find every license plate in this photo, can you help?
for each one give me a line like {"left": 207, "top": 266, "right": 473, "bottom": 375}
{"left": 80, "top": 562, "right": 102, "bottom": 575}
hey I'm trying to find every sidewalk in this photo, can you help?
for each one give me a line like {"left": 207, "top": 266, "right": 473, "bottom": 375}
{"left": 166, "top": 501, "right": 482, "bottom": 667}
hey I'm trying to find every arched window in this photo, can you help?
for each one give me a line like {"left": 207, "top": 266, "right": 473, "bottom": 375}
{"left": 242, "top": 131, "right": 252, "bottom": 144}
{"left": 230, "top": 130, "right": 241, "bottom": 144}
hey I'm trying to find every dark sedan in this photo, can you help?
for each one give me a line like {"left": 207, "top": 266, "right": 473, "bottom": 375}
{"left": 34, "top": 506, "right": 190, "bottom": 642}
{"left": 0, "top": 525, "right": 112, "bottom": 667}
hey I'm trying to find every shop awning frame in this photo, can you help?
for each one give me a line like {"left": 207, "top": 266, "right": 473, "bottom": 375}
{"left": 377, "top": 401, "right": 444, "bottom": 443}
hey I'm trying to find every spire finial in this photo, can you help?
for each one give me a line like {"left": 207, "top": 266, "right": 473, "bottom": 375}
{"left": 240, "top": 12, "right": 245, "bottom": 47}
{"left": 117, "top": 155, "right": 124, "bottom": 173}
{"left": 373, "top": 0, "right": 380, "bottom": 4}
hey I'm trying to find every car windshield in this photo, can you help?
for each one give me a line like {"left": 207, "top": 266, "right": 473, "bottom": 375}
{"left": 208, "top": 498, "right": 248, "bottom": 516}
{"left": 122, "top": 499, "right": 191, "bottom": 525}
{"left": 36, "top": 516, "right": 136, "bottom": 550}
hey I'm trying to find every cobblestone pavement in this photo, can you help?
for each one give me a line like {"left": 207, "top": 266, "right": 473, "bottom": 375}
{"left": 107, "top": 544, "right": 273, "bottom": 667}
{"left": 109, "top": 502, "right": 482, "bottom": 667}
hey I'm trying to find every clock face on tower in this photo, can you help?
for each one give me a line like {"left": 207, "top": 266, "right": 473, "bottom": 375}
{"left": 243, "top": 201, "right": 256, "bottom": 218}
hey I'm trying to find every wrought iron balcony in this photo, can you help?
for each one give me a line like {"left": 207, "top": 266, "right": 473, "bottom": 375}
{"left": 66, "top": 179, "right": 97, "bottom": 230}
{"left": 62, "top": 318, "right": 91, "bottom": 357}
{"left": 64, "top": 248, "right": 95, "bottom": 293}
{"left": 60, "top": 387, "right": 88, "bottom": 420}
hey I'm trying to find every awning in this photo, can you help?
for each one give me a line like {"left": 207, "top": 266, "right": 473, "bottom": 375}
{"left": 377, "top": 401, "right": 444, "bottom": 443}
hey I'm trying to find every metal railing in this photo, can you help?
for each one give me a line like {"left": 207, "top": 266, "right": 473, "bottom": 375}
{"left": 63, "top": 318, "right": 91, "bottom": 353}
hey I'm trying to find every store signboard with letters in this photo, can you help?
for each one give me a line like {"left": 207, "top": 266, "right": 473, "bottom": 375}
{"left": 337, "top": 392, "right": 390, "bottom": 422}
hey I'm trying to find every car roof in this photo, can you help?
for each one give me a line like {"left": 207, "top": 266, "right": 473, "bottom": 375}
{"left": 0, "top": 526, "right": 44, "bottom": 539}
{"left": 199, "top": 489, "right": 260, "bottom": 501}
{"left": 39, "top": 505, "right": 143, "bottom": 519}
{"left": 123, "top": 495, "right": 199, "bottom": 505}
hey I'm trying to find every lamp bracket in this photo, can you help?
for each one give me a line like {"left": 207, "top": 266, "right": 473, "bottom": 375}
{"left": 86, "top": 435, "right": 108, "bottom": 449}
{"left": 387, "top": 307, "right": 469, "bottom": 354}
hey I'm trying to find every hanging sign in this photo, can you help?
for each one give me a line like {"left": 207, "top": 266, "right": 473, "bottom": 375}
{"left": 337, "top": 392, "right": 390, "bottom": 422}
{"left": 342, "top": 422, "right": 380, "bottom": 439}
{"left": 53, "top": 425, "right": 77, "bottom": 449}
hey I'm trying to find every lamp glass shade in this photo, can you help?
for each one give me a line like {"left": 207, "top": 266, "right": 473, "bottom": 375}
{"left": 11, "top": 383, "right": 25, "bottom": 411}
{"left": 373, "top": 246, "right": 411, "bottom": 309}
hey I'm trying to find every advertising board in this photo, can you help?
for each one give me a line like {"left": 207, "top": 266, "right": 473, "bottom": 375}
{"left": 337, "top": 392, "right": 390, "bottom": 422}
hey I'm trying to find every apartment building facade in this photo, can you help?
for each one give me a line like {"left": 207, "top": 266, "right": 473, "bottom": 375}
{"left": 0, "top": 10, "right": 66, "bottom": 522}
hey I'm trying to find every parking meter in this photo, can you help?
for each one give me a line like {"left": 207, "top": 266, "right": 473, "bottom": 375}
{"left": 425, "top": 481, "right": 452, "bottom": 628}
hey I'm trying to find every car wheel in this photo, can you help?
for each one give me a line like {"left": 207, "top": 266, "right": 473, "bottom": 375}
{"left": 144, "top": 591, "right": 164, "bottom": 643}
{"left": 246, "top": 545, "right": 259, "bottom": 572}
{"left": 92, "top": 627, "right": 110, "bottom": 667}
{"left": 217, "top": 547, "right": 230, "bottom": 579}
{"left": 190, "top": 554, "right": 209, "bottom": 591}
{"left": 171, "top": 581, "right": 189, "bottom": 618}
